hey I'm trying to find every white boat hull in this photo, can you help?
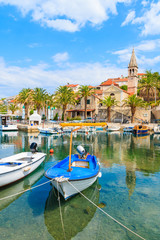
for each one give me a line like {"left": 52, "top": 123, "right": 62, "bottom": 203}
{"left": 0, "top": 152, "right": 46, "bottom": 187}
{"left": 154, "top": 126, "right": 160, "bottom": 134}
{"left": 51, "top": 174, "right": 99, "bottom": 200}
{"left": 106, "top": 127, "right": 120, "bottom": 132}
{"left": 0, "top": 125, "right": 18, "bottom": 131}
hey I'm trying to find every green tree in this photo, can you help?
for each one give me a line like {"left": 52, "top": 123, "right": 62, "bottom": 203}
{"left": 54, "top": 86, "right": 75, "bottom": 121}
{"left": 139, "top": 70, "right": 160, "bottom": 102}
{"left": 101, "top": 96, "right": 118, "bottom": 122}
{"left": 15, "top": 88, "right": 33, "bottom": 120}
{"left": 32, "top": 88, "right": 47, "bottom": 114}
{"left": 123, "top": 94, "right": 144, "bottom": 123}
{"left": 120, "top": 85, "right": 128, "bottom": 91}
{"left": 0, "top": 104, "right": 7, "bottom": 113}
{"left": 9, "top": 104, "right": 19, "bottom": 114}
{"left": 78, "top": 85, "right": 95, "bottom": 119}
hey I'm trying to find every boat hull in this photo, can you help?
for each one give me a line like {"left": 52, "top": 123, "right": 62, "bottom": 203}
{"left": 0, "top": 153, "right": 46, "bottom": 187}
{"left": 0, "top": 125, "right": 18, "bottom": 131}
{"left": 51, "top": 174, "right": 99, "bottom": 200}
{"left": 133, "top": 129, "right": 148, "bottom": 134}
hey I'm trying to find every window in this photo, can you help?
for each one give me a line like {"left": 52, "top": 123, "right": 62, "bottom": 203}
{"left": 87, "top": 99, "right": 90, "bottom": 104}
{"left": 110, "top": 93, "right": 115, "bottom": 96}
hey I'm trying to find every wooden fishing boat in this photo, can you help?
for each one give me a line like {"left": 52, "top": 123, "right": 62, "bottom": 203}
{"left": 133, "top": 125, "right": 148, "bottom": 135}
{"left": 0, "top": 143, "right": 46, "bottom": 187}
{"left": 45, "top": 127, "right": 101, "bottom": 200}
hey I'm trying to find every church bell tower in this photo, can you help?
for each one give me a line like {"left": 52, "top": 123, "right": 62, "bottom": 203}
{"left": 128, "top": 48, "right": 138, "bottom": 95}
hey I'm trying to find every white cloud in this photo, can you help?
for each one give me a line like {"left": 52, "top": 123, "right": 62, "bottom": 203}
{"left": 141, "top": 0, "right": 149, "bottom": 7}
{"left": 122, "top": 2, "right": 160, "bottom": 36}
{"left": 0, "top": 56, "right": 127, "bottom": 97}
{"left": 52, "top": 52, "right": 69, "bottom": 64}
{"left": 0, "top": 0, "right": 132, "bottom": 32}
{"left": 121, "top": 10, "right": 135, "bottom": 26}
{"left": 112, "top": 39, "right": 160, "bottom": 68}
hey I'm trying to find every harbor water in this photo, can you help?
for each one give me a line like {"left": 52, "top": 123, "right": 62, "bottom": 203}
{"left": 0, "top": 131, "right": 160, "bottom": 240}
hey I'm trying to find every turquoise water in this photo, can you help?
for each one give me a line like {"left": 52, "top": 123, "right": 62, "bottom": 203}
{"left": 0, "top": 131, "right": 160, "bottom": 240}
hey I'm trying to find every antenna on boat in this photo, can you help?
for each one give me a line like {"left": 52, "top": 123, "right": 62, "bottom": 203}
{"left": 67, "top": 127, "right": 82, "bottom": 172}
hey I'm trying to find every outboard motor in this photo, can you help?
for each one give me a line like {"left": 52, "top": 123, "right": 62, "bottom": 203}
{"left": 77, "top": 145, "right": 86, "bottom": 158}
{"left": 30, "top": 142, "right": 38, "bottom": 153}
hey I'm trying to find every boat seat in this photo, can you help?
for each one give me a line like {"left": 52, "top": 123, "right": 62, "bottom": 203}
{"left": 72, "top": 161, "right": 89, "bottom": 168}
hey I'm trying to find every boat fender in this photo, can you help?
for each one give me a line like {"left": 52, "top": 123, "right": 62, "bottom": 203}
{"left": 50, "top": 149, "right": 54, "bottom": 154}
{"left": 98, "top": 172, "right": 102, "bottom": 178}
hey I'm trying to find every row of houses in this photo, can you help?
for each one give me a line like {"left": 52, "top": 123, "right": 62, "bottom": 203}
{"left": 1, "top": 49, "right": 151, "bottom": 123}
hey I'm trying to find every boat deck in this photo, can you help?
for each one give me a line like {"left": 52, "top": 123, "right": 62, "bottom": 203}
{"left": 45, "top": 154, "right": 99, "bottom": 181}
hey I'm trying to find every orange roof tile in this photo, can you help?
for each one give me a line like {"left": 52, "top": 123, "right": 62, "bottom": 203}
{"left": 67, "top": 84, "right": 79, "bottom": 87}
{"left": 100, "top": 79, "right": 119, "bottom": 86}
{"left": 138, "top": 73, "right": 146, "bottom": 76}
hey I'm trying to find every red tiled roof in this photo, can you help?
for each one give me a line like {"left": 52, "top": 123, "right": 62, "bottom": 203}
{"left": 100, "top": 79, "right": 119, "bottom": 86}
{"left": 67, "top": 84, "right": 79, "bottom": 87}
{"left": 114, "top": 78, "right": 128, "bottom": 82}
{"left": 94, "top": 89, "right": 103, "bottom": 95}
{"left": 138, "top": 73, "right": 146, "bottom": 76}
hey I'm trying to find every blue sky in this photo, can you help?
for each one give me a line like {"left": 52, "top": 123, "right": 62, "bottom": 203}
{"left": 0, "top": 0, "right": 160, "bottom": 97}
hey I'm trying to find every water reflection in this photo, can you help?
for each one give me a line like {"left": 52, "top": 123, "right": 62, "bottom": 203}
{"left": 0, "top": 132, "right": 160, "bottom": 239}
{"left": 44, "top": 181, "right": 100, "bottom": 240}
{"left": 0, "top": 166, "right": 44, "bottom": 212}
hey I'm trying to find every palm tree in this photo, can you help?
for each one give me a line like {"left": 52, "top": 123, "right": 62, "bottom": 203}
{"left": 139, "top": 70, "right": 159, "bottom": 102}
{"left": 32, "top": 88, "right": 47, "bottom": 114}
{"left": 123, "top": 94, "right": 144, "bottom": 123}
{"left": 54, "top": 86, "right": 75, "bottom": 121}
{"left": 101, "top": 96, "right": 118, "bottom": 122}
{"left": 15, "top": 88, "right": 33, "bottom": 120}
{"left": 44, "top": 93, "right": 55, "bottom": 119}
{"left": 9, "top": 104, "right": 19, "bottom": 114}
{"left": 78, "top": 85, "right": 95, "bottom": 119}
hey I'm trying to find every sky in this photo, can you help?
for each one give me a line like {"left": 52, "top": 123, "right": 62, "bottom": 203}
{"left": 0, "top": 0, "right": 160, "bottom": 97}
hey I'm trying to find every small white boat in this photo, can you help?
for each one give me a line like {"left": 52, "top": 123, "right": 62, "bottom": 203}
{"left": 0, "top": 114, "right": 18, "bottom": 131}
{"left": 123, "top": 127, "right": 133, "bottom": 132}
{"left": 154, "top": 125, "right": 160, "bottom": 134}
{"left": 38, "top": 127, "right": 63, "bottom": 135}
{"left": 106, "top": 126, "right": 120, "bottom": 132}
{"left": 0, "top": 143, "right": 46, "bottom": 187}
{"left": 45, "top": 128, "right": 101, "bottom": 200}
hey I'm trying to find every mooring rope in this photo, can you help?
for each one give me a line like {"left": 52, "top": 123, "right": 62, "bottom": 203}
{"left": 57, "top": 181, "right": 66, "bottom": 240}
{"left": 0, "top": 178, "right": 146, "bottom": 240}
{"left": 67, "top": 180, "right": 146, "bottom": 240}
{"left": 0, "top": 179, "right": 52, "bottom": 201}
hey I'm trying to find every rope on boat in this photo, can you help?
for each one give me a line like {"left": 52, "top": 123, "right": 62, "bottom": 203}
{"left": 0, "top": 178, "right": 146, "bottom": 240}
{"left": 0, "top": 179, "right": 52, "bottom": 201}
{"left": 57, "top": 181, "right": 66, "bottom": 240}
{"left": 67, "top": 180, "right": 146, "bottom": 240}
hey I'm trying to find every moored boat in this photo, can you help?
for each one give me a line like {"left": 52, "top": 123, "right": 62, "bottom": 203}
{"left": 0, "top": 143, "right": 46, "bottom": 187}
{"left": 0, "top": 114, "right": 18, "bottom": 131}
{"left": 123, "top": 127, "right": 133, "bottom": 132}
{"left": 154, "top": 125, "right": 160, "bottom": 134}
{"left": 45, "top": 127, "right": 101, "bottom": 200}
{"left": 106, "top": 126, "right": 120, "bottom": 132}
{"left": 38, "top": 127, "right": 63, "bottom": 135}
{"left": 133, "top": 125, "right": 148, "bottom": 135}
